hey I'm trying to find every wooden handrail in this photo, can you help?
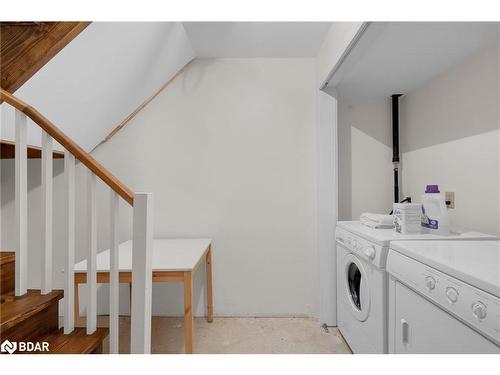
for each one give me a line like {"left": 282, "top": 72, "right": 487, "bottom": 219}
{"left": 0, "top": 88, "right": 134, "bottom": 206}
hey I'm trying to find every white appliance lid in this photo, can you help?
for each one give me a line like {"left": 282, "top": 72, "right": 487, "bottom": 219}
{"left": 390, "top": 240, "right": 500, "bottom": 297}
{"left": 336, "top": 221, "right": 496, "bottom": 247}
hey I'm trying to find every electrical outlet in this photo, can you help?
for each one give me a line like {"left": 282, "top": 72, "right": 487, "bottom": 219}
{"left": 445, "top": 191, "right": 455, "bottom": 209}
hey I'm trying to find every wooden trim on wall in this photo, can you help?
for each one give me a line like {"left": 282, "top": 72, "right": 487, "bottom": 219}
{"left": 94, "top": 60, "right": 193, "bottom": 149}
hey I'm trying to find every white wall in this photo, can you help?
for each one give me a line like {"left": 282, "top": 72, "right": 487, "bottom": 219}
{"left": 402, "top": 131, "right": 499, "bottom": 235}
{"left": 401, "top": 41, "right": 500, "bottom": 235}
{"left": 337, "top": 97, "right": 393, "bottom": 220}
{"left": 89, "top": 58, "right": 318, "bottom": 317}
{"left": 1, "top": 22, "right": 194, "bottom": 152}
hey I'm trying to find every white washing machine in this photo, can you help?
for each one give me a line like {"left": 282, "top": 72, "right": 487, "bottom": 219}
{"left": 387, "top": 240, "right": 500, "bottom": 353}
{"left": 335, "top": 221, "right": 496, "bottom": 353}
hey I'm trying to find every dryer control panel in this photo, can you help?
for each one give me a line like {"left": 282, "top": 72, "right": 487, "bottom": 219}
{"left": 387, "top": 249, "right": 500, "bottom": 346}
{"left": 335, "top": 227, "right": 386, "bottom": 268}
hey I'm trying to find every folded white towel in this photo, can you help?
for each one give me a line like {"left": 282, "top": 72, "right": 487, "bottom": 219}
{"left": 360, "top": 219, "right": 394, "bottom": 229}
{"left": 360, "top": 213, "right": 394, "bottom": 229}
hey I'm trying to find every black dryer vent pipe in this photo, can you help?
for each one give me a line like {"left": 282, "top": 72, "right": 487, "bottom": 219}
{"left": 392, "top": 94, "right": 402, "bottom": 203}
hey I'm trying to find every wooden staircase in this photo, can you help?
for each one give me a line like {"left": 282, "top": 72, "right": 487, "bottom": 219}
{"left": 1, "top": 86, "right": 153, "bottom": 354}
{"left": 0, "top": 251, "right": 108, "bottom": 354}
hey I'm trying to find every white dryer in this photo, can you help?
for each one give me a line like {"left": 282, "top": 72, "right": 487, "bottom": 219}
{"left": 387, "top": 240, "right": 500, "bottom": 353}
{"left": 335, "top": 221, "right": 495, "bottom": 353}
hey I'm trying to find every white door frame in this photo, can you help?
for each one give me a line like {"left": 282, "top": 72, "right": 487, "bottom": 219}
{"left": 317, "top": 21, "right": 376, "bottom": 326}
{"left": 317, "top": 89, "right": 338, "bottom": 326}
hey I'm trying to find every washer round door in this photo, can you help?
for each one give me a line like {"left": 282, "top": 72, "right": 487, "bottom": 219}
{"left": 343, "top": 253, "right": 371, "bottom": 322}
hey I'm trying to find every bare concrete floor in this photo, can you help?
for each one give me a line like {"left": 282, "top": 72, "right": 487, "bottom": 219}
{"left": 84, "top": 316, "right": 351, "bottom": 354}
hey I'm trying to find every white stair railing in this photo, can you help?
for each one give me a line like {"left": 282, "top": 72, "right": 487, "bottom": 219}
{"left": 109, "top": 190, "right": 120, "bottom": 353}
{"left": 63, "top": 150, "right": 76, "bottom": 334}
{"left": 86, "top": 170, "right": 97, "bottom": 335}
{"left": 2, "top": 89, "right": 153, "bottom": 354}
{"left": 41, "top": 132, "right": 53, "bottom": 294}
{"left": 15, "top": 109, "right": 28, "bottom": 296}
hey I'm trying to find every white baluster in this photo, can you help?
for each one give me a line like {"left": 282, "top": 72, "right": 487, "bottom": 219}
{"left": 15, "top": 110, "right": 27, "bottom": 296}
{"left": 109, "top": 190, "right": 119, "bottom": 353}
{"left": 130, "top": 192, "right": 153, "bottom": 354}
{"left": 64, "top": 151, "right": 75, "bottom": 334}
{"left": 41, "top": 132, "right": 53, "bottom": 294}
{"left": 87, "top": 170, "right": 97, "bottom": 334}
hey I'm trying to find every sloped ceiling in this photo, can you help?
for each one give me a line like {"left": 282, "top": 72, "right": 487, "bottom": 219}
{"left": 1, "top": 22, "right": 195, "bottom": 152}
{"left": 183, "top": 22, "right": 332, "bottom": 57}
{"left": 0, "top": 22, "right": 334, "bottom": 152}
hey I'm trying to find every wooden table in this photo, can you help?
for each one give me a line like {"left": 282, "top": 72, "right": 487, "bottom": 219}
{"left": 73, "top": 238, "right": 213, "bottom": 354}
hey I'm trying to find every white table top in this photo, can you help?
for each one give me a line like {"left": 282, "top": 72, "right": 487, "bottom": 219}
{"left": 74, "top": 238, "right": 212, "bottom": 272}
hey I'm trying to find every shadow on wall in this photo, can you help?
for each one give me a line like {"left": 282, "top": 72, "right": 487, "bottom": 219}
{"left": 400, "top": 39, "right": 500, "bottom": 152}
{"left": 180, "top": 58, "right": 217, "bottom": 93}
{"left": 399, "top": 40, "right": 499, "bottom": 235}
{"left": 337, "top": 99, "right": 352, "bottom": 221}
{"left": 0, "top": 159, "right": 64, "bottom": 206}
{"left": 337, "top": 96, "right": 393, "bottom": 220}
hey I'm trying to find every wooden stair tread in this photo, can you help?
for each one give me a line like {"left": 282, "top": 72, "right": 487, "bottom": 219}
{"left": 0, "top": 251, "right": 15, "bottom": 296}
{"left": 0, "top": 289, "right": 63, "bottom": 332}
{"left": 0, "top": 251, "right": 15, "bottom": 265}
{"left": 37, "top": 327, "right": 108, "bottom": 354}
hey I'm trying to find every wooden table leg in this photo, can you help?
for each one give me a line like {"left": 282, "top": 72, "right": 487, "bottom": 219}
{"left": 183, "top": 271, "right": 194, "bottom": 354}
{"left": 74, "top": 281, "right": 80, "bottom": 327}
{"left": 206, "top": 246, "right": 213, "bottom": 323}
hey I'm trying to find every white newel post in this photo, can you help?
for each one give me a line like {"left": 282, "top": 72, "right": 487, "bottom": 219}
{"left": 15, "top": 109, "right": 28, "bottom": 296}
{"left": 109, "top": 190, "right": 120, "bottom": 354}
{"left": 130, "top": 192, "right": 153, "bottom": 354}
{"left": 41, "top": 132, "right": 53, "bottom": 294}
{"left": 86, "top": 170, "right": 97, "bottom": 334}
{"left": 64, "top": 151, "right": 76, "bottom": 334}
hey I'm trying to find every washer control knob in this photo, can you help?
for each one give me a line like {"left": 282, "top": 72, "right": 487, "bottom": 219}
{"left": 446, "top": 287, "right": 459, "bottom": 303}
{"left": 364, "top": 246, "right": 376, "bottom": 260}
{"left": 472, "top": 302, "right": 487, "bottom": 320}
{"left": 425, "top": 276, "right": 436, "bottom": 291}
